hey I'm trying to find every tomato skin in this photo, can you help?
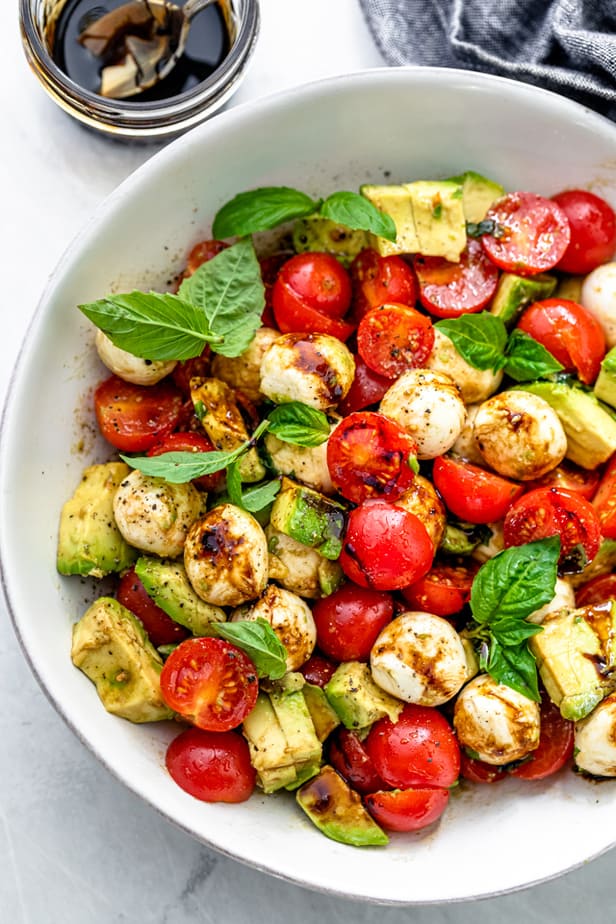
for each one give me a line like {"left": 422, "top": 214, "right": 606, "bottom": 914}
{"left": 482, "top": 192, "right": 571, "bottom": 275}
{"left": 508, "top": 692, "right": 574, "bottom": 780}
{"left": 259, "top": 252, "right": 292, "bottom": 327}
{"left": 592, "top": 453, "right": 616, "bottom": 539}
{"left": 160, "top": 637, "right": 258, "bottom": 732}
{"left": 414, "top": 238, "right": 500, "bottom": 318}
{"left": 356, "top": 303, "right": 434, "bottom": 379}
{"left": 366, "top": 704, "right": 460, "bottom": 789}
{"left": 147, "top": 431, "right": 224, "bottom": 492}
{"left": 365, "top": 787, "right": 449, "bottom": 832}
{"left": 339, "top": 499, "right": 434, "bottom": 591}
{"left": 350, "top": 248, "right": 418, "bottom": 320}
{"left": 460, "top": 752, "right": 507, "bottom": 784}
{"left": 338, "top": 354, "right": 391, "bottom": 415}
{"left": 272, "top": 252, "right": 355, "bottom": 337}
{"left": 171, "top": 350, "right": 211, "bottom": 397}
{"left": 186, "top": 239, "right": 229, "bottom": 275}
{"left": 528, "top": 459, "right": 600, "bottom": 501}
{"left": 517, "top": 298, "right": 606, "bottom": 385}
{"left": 328, "top": 728, "right": 388, "bottom": 794}
{"left": 312, "top": 582, "right": 394, "bottom": 661}
{"left": 432, "top": 455, "right": 525, "bottom": 524}
{"left": 298, "top": 653, "right": 338, "bottom": 688}
{"left": 272, "top": 277, "right": 355, "bottom": 339}
{"left": 94, "top": 375, "right": 185, "bottom": 453}
{"left": 165, "top": 728, "right": 256, "bottom": 803}
{"left": 117, "top": 567, "right": 189, "bottom": 648}
{"left": 576, "top": 573, "right": 616, "bottom": 607}
{"left": 401, "top": 562, "right": 478, "bottom": 618}
{"left": 552, "top": 189, "right": 616, "bottom": 275}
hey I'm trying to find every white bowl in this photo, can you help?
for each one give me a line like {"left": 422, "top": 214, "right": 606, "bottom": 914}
{"left": 3, "top": 67, "right": 616, "bottom": 905}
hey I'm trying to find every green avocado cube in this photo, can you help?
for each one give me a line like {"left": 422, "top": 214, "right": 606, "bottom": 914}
{"left": 135, "top": 557, "right": 226, "bottom": 636}
{"left": 446, "top": 170, "right": 505, "bottom": 222}
{"left": 490, "top": 272, "right": 557, "bottom": 327}
{"left": 270, "top": 477, "right": 346, "bottom": 560}
{"left": 297, "top": 765, "right": 388, "bottom": 847}
{"left": 325, "top": 662, "right": 403, "bottom": 730}
{"left": 594, "top": 346, "right": 616, "bottom": 409}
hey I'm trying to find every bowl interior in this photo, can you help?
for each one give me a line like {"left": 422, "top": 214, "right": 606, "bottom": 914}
{"left": 3, "top": 68, "right": 616, "bottom": 904}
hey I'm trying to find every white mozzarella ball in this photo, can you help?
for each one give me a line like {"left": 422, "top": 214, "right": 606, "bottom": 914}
{"left": 453, "top": 674, "right": 540, "bottom": 765}
{"left": 184, "top": 504, "right": 268, "bottom": 607}
{"left": 574, "top": 693, "right": 616, "bottom": 776}
{"left": 370, "top": 611, "right": 469, "bottom": 706}
{"left": 232, "top": 584, "right": 316, "bottom": 671}
{"left": 581, "top": 262, "right": 616, "bottom": 348}
{"left": 395, "top": 475, "right": 447, "bottom": 552}
{"left": 210, "top": 327, "right": 281, "bottom": 403}
{"left": 379, "top": 369, "right": 466, "bottom": 459}
{"left": 95, "top": 330, "right": 176, "bottom": 385}
{"left": 264, "top": 417, "right": 339, "bottom": 495}
{"left": 451, "top": 403, "right": 486, "bottom": 465}
{"left": 427, "top": 329, "right": 504, "bottom": 404}
{"left": 527, "top": 577, "right": 576, "bottom": 625}
{"left": 472, "top": 390, "right": 567, "bottom": 480}
{"left": 260, "top": 332, "right": 355, "bottom": 411}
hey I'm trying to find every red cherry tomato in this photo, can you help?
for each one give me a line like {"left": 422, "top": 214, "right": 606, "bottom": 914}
{"left": 160, "top": 637, "right": 258, "bottom": 732}
{"left": 350, "top": 248, "right": 418, "bottom": 320}
{"left": 339, "top": 499, "right": 434, "bottom": 591}
{"left": 259, "top": 252, "right": 292, "bottom": 328}
{"left": 171, "top": 350, "right": 211, "bottom": 396}
{"left": 432, "top": 455, "right": 525, "bottom": 524}
{"left": 504, "top": 487, "right": 602, "bottom": 573}
{"left": 117, "top": 567, "right": 188, "bottom": 648}
{"left": 356, "top": 303, "right": 434, "bottom": 379}
{"left": 552, "top": 189, "right": 616, "bottom": 274}
{"left": 185, "top": 239, "right": 229, "bottom": 275}
{"left": 328, "top": 728, "right": 388, "bottom": 794}
{"left": 94, "top": 375, "right": 185, "bottom": 453}
{"left": 272, "top": 252, "right": 354, "bottom": 339}
{"left": 165, "top": 728, "right": 256, "bottom": 802}
{"left": 365, "top": 787, "right": 450, "bottom": 832}
{"left": 401, "top": 562, "right": 478, "bottom": 618}
{"left": 366, "top": 704, "right": 460, "bottom": 789}
{"left": 508, "top": 693, "right": 574, "bottom": 780}
{"left": 298, "top": 653, "right": 338, "bottom": 688}
{"left": 517, "top": 298, "right": 606, "bottom": 385}
{"left": 592, "top": 453, "right": 616, "bottom": 540}
{"left": 312, "top": 581, "right": 394, "bottom": 662}
{"left": 272, "top": 279, "right": 355, "bottom": 339}
{"left": 326, "top": 411, "right": 418, "bottom": 505}
{"left": 576, "top": 573, "right": 616, "bottom": 607}
{"left": 147, "top": 431, "right": 225, "bottom": 493}
{"left": 414, "top": 238, "right": 500, "bottom": 318}
{"left": 528, "top": 459, "right": 600, "bottom": 501}
{"left": 460, "top": 752, "right": 507, "bottom": 784}
{"left": 481, "top": 192, "right": 571, "bottom": 275}
{"left": 338, "top": 354, "right": 391, "bottom": 415}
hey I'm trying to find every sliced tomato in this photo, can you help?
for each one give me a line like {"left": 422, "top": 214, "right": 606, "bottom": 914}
{"left": 147, "top": 431, "right": 224, "bottom": 492}
{"left": 576, "top": 573, "right": 616, "bottom": 607}
{"left": 350, "top": 248, "right": 417, "bottom": 320}
{"left": 592, "top": 453, "right": 616, "bottom": 539}
{"left": 185, "top": 239, "right": 229, "bottom": 275}
{"left": 481, "top": 192, "right": 571, "bottom": 275}
{"left": 414, "top": 238, "right": 499, "bottom": 318}
{"left": 275, "top": 252, "right": 352, "bottom": 318}
{"left": 165, "top": 728, "right": 256, "bottom": 802}
{"left": 338, "top": 354, "right": 391, "bottom": 415}
{"left": 365, "top": 787, "right": 449, "bottom": 832}
{"left": 94, "top": 374, "right": 185, "bottom": 452}
{"left": 508, "top": 692, "right": 574, "bottom": 780}
{"left": 312, "top": 581, "right": 394, "bottom": 662}
{"left": 432, "top": 455, "right": 525, "bottom": 524}
{"left": 356, "top": 303, "right": 434, "bottom": 379}
{"left": 117, "top": 567, "right": 189, "bottom": 648}
{"left": 460, "top": 752, "right": 507, "bottom": 784}
{"left": 272, "top": 277, "right": 355, "bottom": 339}
{"left": 517, "top": 298, "right": 606, "bottom": 385}
{"left": 328, "top": 728, "right": 388, "bottom": 795}
{"left": 528, "top": 459, "right": 600, "bottom": 501}
{"left": 401, "top": 562, "right": 478, "bottom": 618}
{"left": 552, "top": 189, "right": 616, "bottom": 275}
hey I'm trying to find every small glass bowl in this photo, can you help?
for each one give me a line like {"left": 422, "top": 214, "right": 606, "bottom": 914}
{"left": 19, "top": 0, "right": 260, "bottom": 140}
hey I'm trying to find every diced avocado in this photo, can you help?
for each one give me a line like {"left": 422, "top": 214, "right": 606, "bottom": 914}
{"left": 325, "top": 661, "right": 403, "bottom": 730}
{"left": 529, "top": 601, "right": 616, "bottom": 720}
{"left": 440, "top": 520, "right": 494, "bottom": 555}
{"left": 270, "top": 477, "right": 346, "bottom": 560}
{"left": 71, "top": 597, "right": 173, "bottom": 723}
{"left": 489, "top": 272, "right": 557, "bottom": 327}
{"left": 446, "top": 170, "right": 505, "bottom": 223}
{"left": 303, "top": 683, "right": 341, "bottom": 741}
{"left": 258, "top": 764, "right": 299, "bottom": 792}
{"left": 269, "top": 689, "right": 322, "bottom": 767}
{"left": 553, "top": 274, "right": 585, "bottom": 303}
{"left": 570, "top": 539, "right": 616, "bottom": 589}
{"left": 515, "top": 380, "right": 616, "bottom": 469}
{"left": 296, "top": 765, "right": 388, "bottom": 847}
{"left": 594, "top": 346, "right": 616, "bottom": 409}
{"left": 359, "top": 183, "right": 420, "bottom": 257}
{"left": 292, "top": 215, "right": 369, "bottom": 267}
{"left": 286, "top": 760, "right": 321, "bottom": 790}
{"left": 57, "top": 462, "right": 138, "bottom": 578}
{"left": 134, "top": 557, "right": 226, "bottom": 635}
{"left": 242, "top": 692, "right": 296, "bottom": 792}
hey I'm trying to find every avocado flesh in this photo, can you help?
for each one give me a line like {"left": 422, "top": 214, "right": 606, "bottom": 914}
{"left": 490, "top": 272, "right": 557, "bottom": 327}
{"left": 594, "top": 346, "right": 616, "bottom": 409}
{"left": 134, "top": 557, "right": 226, "bottom": 635}
{"left": 270, "top": 477, "right": 346, "bottom": 561}
{"left": 570, "top": 539, "right": 616, "bottom": 589}
{"left": 446, "top": 170, "right": 505, "bottom": 222}
{"left": 296, "top": 765, "right": 388, "bottom": 847}
{"left": 325, "top": 661, "right": 403, "bottom": 730}
{"left": 292, "top": 216, "right": 369, "bottom": 267}
{"left": 554, "top": 274, "right": 584, "bottom": 303}
{"left": 359, "top": 183, "right": 419, "bottom": 256}
{"left": 57, "top": 462, "right": 137, "bottom": 578}
{"left": 302, "top": 683, "right": 341, "bottom": 741}
{"left": 71, "top": 597, "right": 173, "bottom": 723}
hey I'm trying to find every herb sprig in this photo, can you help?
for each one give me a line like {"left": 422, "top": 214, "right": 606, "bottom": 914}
{"left": 214, "top": 618, "right": 288, "bottom": 680}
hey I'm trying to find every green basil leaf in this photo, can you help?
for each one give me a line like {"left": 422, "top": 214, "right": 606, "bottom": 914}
{"left": 487, "top": 638, "right": 541, "bottom": 702}
{"left": 490, "top": 616, "right": 543, "bottom": 647}
{"left": 225, "top": 460, "right": 243, "bottom": 506}
{"left": 267, "top": 401, "right": 331, "bottom": 447}
{"left": 466, "top": 219, "right": 506, "bottom": 239}
{"left": 212, "top": 187, "right": 320, "bottom": 238}
{"left": 179, "top": 238, "right": 265, "bottom": 358}
{"left": 215, "top": 618, "right": 288, "bottom": 680}
{"left": 504, "top": 329, "right": 564, "bottom": 382}
{"left": 434, "top": 313, "right": 508, "bottom": 372}
{"left": 240, "top": 479, "right": 281, "bottom": 513}
{"left": 320, "top": 191, "right": 397, "bottom": 242}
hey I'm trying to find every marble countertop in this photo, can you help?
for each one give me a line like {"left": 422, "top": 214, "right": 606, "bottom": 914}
{"left": 2, "top": 1, "right": 615, "bottom": 920}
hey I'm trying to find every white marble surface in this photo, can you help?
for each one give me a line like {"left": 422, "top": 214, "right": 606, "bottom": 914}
{"left": 2, "top": 1, "right": 616, "bottom": 920}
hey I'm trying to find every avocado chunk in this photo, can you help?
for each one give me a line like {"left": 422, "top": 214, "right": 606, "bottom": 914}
{"left": 71, "top": 596, "right": 173, "bottom": 723}
{"left": 515, "top": 380, "right": 616, "bottom": 469}
{"left": 529, "top": 601, "right": 616, "bottom": 720}
{"left": 57, "top": 462, "right": 138, "bottom": 578}
{"left": 489, "top": 272, "right": 557, "bottom": 327}
{"left": 359, "top": 183, "right": 420, "bottom": 256}
{"left": 594, "top": 346, "right": 616, "bottom": 409}
{"left": 269, "top": 688, "right": 322, "bottom": 767}
{"left": 440, "top": 520, "right": 494, "bottom": 555}
{"left": 296, "top": 765, "right": 388, "bottom": 847}
{"left": 554, "top": 274, "right": 585, "bottom": 303}
{"left": 446, "top": 170, "right": 505, "bottom": 222}
{"left": 270, "top": 477, "right": 346, "bottom": 560}
{"left": 325, "top": 661, "right": 403, "bottom": 730}
{"left": 134, "top": 556, "right": 226, "bottom": 635}
{"left": 292, "top": 215, "right": 369, "bottom": 267}
{"left": 570, "top": 539, "right": 616, "bottom": 589}
{"left": 303, "top": 683, "right": 341, "bottom": 741}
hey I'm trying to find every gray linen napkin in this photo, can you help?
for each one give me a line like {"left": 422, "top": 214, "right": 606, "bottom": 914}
{"left": 359, "top": 0, "right": 616, "bottom": 119}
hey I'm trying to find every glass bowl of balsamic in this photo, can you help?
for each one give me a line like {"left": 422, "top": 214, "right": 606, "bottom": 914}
{"left": 20, "top": 0, "right": 260, "bottom": 139}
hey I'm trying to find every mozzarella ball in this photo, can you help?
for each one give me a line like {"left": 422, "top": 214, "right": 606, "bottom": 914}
{"left": 427, "top": 329, "right": 504, "bottom": 404}
{"left": 581, "top": 262, "right": 616, "bottom": 348}
{"left": 184, "top": 503, "right": 268, "bottom": 607}
{"left": 379, "top": 369, "right": 466, "bottom": 459}
{"left": 453, "top": 674, "right": 540, "bottom": 765}
{"left": 574, "top": 693, "right": 616, "bottom": 776}
{"left": 370, "top": 611, "right": 469, "bottom": 706}
{"left": 527, "top": 577, "right": 575, "bottom": 625}
{"left": 232, "top": 584, "right": 316, "bottom": 671}
{"left": 95, "top": 330, "right": 176, "bottom": 385}
{"left": 113, "top": 470, "right": 205, "bottom": 557}
{"left": 451, "top": 403, "right": 486, "bottom": 465}
{"left": 395, "top": 475, "right": 447, "bottom": 551}
{"left": 472, "top": 390, "right": 567, "bottom": 480}
{"left": 260, "top": 332, "right": 355, "bottom": 411}
{"left": 210, "top": 327, "right": 281, "bottom": 403}
{"left": 264, "top": 417, "right": 339, "bottom": 495}
{"left": 266, "top": 526, "right": 343, "bottom": 599}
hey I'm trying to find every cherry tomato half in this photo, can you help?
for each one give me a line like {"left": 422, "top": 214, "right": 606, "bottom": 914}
{"left": 185, "top": 239, "right": 229, "bottom": 275}
{"left": 402, "top": 562, "right": 478, "bottom": 618}
{"left": 147, "top": 431, "right": 225, "bottom": 493}
{"left": 338, "top": 354, "right": 391, "bottom": 415}
{"left": 117, "top": 567, "right": 188, "bottom": 648}
{"left": 365, "top": 787, "right": 450, "bottom": 833}
{"left": 272, "top": 252, "right": 355, "bottom": 339}
{"left": 459, "top": 752, "right": 507, "bottom": 784}
{"left": 592, "top": 453, "right": 616, "bottom": 540}
{"left": 552, "top": 189, "right": 616, "bottom": 275}
{"left": 165, "top": 728, "right": 256, "bottom": 802}
{"left": 350, "top": 248, "right": 418, "bottom": 320}
{"left": 414, "top": 238, "right": 500, "bottom": 318}
{"left": 94, "top": 374, "right": 185, "bottom": 453}
{"left": 432, "top": 455, "right": 525, "bottom": 524}
{"left": 528, "top": 459, "right": 600, "bottom": 502}
{"left": 312, "top": 581, "right": 394, "bottom": 662}
{"left": 328, "top": 728, "right": 388, "bottom": 795}
{"left": 508, "top": 692, "right": 574, "bottom": 781}
{"left": 481, "top": 192, "right": 571, "bottom": 275}
{"left": 259, "top": 252, "right": 292, "bottom": 328}
{"left": 298, "top": 653, "right": 338, "bottom": 688}
{"left": 160, "top": 637, "right": 258, "bottom": 732}
{"left": 357, "top": 303, "right": 434, "bottom": 379}
{"left": 517, "top": 298, "right": 606, "bottom": 385}
{"left": 576, "top": 573, "right": 616, "bottom": 607}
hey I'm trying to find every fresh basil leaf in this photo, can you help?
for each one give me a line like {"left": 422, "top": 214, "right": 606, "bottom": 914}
{"left": 215, "top": 618, "right": 288, "bottom": 680}
{"left": 490, "top": 616, "right": 543, "bottom": 648}
{"left": 487, "top": 638, "right": 541, "bottom": 701}
{"left": 267, "top": 401, "right": 331, "bottom": 447}
{"left": 179, "top": 238, "right": 265, "bottom": 358}
{"left": 504, "top": 329, "right": 564, "bottom": 382}
{"left": 320, "top": 191, "right": 397, "bottom": 242}
{"left": 466, "top": 219, "right": 506, "bottom": 239}
{"left": 79, "top": 291, "right": 215, "bottom": 361}
{"left": 225, "top": 460, "right": 243, "bottom": 506}
{"left": 435, "top": 313, "right": 508, "bottom": 372}
{"left": 212, "top": 187, "right": 320, "bottom": 238}
{"left": 240, "top": 479, "right": 281, "bottom": 513}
